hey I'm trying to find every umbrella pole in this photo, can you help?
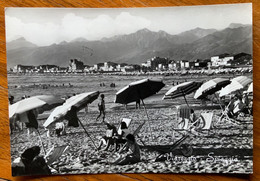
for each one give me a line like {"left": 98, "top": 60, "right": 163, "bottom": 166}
{"left": 183, "top": 95, "right": 190, "bottom": 109}
{"left": 180, "top": 89, "right": 190, "bottom": 108}
{"left": 214, "top": 93, "right": 224, "bottom": 111}
{"left": 141, "top": 99, "right": 152, "bottom": 138}
{"left": 77, "top": 118, "right": 99, "bottom": 151}
{"left": 36, "top": 129, "right": 47, "bottom": 155}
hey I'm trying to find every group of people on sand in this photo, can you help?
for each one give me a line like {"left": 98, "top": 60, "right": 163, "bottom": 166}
{"left": 11, "top": 92, "right": 140, "bottom": 175}
{"left": 99, "top": 82, "right": 116, "bottom": 87}
{"left": 224, "top": 92, "right": 252, "bottom": 119}
{"left": 87, "top": 94, "right": 141, "bottom": 165}
{"left": 97, "top": 120, "right": 140, "bottom": 165}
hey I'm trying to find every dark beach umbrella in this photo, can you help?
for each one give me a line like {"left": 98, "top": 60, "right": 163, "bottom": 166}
{"left": 115, "top": 79, "right": 165, "bottom": 135}
{"left": 115, "top": 79, "right": 165, "bottom": 104}
{"left": 194, "top": 78, "right": 231, "bottom": 99}
{"left": 163, "top": 81, "right": 202, "bottom": 107}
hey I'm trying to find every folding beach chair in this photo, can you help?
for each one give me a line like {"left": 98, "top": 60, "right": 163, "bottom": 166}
{"left": 117, "top": 118, "right": 132, "bottom": 135}
{"left": 217, "top": 101, "right": 244, "bottom": 126}
{"left": 100, "top": 118, "right": 133, "bottom": 151}
{"left": 175, "top": 105, "right": 193, "bottom": 131}
{"left": 195, "top": 112, "right": 214, "bottom": 135}
{"left": 45, "top": 145, "right": 69, "bottom": 165}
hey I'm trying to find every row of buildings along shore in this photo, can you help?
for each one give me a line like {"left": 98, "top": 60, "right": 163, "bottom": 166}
{"left": 10, "top": 52, "right": 252, "bottom": 74}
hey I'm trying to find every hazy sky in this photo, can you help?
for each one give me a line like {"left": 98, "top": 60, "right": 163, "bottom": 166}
{"left": 5, "top": 3, "right": 252, "bottom": 46}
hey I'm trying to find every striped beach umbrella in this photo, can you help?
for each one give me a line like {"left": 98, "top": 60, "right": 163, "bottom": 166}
{"left": 194, "top": 78, "right": 231, "bottom": 99}
{"left": 219, "top": 76, "right": 252, "bottom": 97}
{"left": 163, "top": 81, "right": 202, "bottom": 107}
{"left": 247, "top": 82, "right": 253, "bottom": 93}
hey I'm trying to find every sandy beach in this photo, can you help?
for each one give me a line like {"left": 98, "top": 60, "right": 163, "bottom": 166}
{"left": 9, "top": 74, "right": 253, "bottom": 174}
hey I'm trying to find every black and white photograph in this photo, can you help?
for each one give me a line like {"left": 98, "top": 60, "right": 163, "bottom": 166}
{"left": 6, "top": 3, "right": 253, "bottom": 176}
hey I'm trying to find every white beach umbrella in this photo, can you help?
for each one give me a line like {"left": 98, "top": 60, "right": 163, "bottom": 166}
{"left": 219, "top": 76, "right": 252, "bottom": 97}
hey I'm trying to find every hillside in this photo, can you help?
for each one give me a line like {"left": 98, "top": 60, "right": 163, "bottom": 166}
{"left": 6, "top": 24, "right": 252, "bottom": 69}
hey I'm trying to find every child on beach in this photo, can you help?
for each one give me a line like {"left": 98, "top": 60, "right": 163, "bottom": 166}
{"left": 96, "top": 94, "right": 105, "bottom": 122}
{"left": 55, "top": 121, "right": 66, "bottom": 136}
{"left": 97, "top": 122, "right": 118, "bottom": 151}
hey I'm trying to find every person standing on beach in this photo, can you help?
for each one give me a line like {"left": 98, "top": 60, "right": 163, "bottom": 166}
{"left": 96, "top": 94, "right": 105, "bottom": 122}
{"left": 135, "top": 99, "right": 141, "bottom": 109}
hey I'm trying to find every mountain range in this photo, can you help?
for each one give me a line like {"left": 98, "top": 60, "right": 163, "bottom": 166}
{"left": 6, "top": 23, "right": 252, "bottom": 69}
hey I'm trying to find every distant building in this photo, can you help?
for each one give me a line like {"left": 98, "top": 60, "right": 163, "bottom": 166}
{"left": 190, "top": 59, "right": 211, "bottom": 69}
{"left": 13, "top": 65, "right": 35, "bottom": 73}
{"left": 211, "top": 53, "right": 234, "bottom": 67}
{"left": 69, "top": 59, "right": 84, "bottom": 72}
{"left": 58, "top": 67, "right": 67, "bottom": 73}
{"left": 39, "top": 65, "right": 59, "bottom": 73}
{"left": 100, "top": 62, "right": 117, "bottom": 71}
{"left": 180, "top": 60, "right": 189, "bottom": 69}
{"left": 121, "top": 65, "right": 134, "bottom": 72}
{"left": 143, "top": 57, "right": 170, "bottom": 71}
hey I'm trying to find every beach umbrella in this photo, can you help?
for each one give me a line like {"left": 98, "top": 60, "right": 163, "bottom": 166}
{"left": 9, "top": 95, "right": 64, "bottom": 155}
{"left": 115, "top": 79, "right": 165, "bottom": 105}
{"left": 43, "top": 91, "right": 100, "bottom": 150}
{"left": 219, "top": 76, "right": 252, "bottom": 97}
{"left": 9, "top": 97, "right": 46, "bottom": 119}
{"left": 115, "top": 79, "right": 165, "bottom": 135}
{"left": 163, "top": 81, "right": 202, "bottom": 107}
{"left": 194, "top": 78, "right": 231, "bottom": 99}
{"left": 194, "top": 78, "right": 231, "bottom": 110}
{"left": 34, "top": 95, "right": 65, "bottom": 110}
{"left": 43, "top": 91, "right": 99, "bottom": 127}
{"left": 247, "top": 82, "right": 253, "bottom": 93}
{"left": 9, "top": 95, "right": 65, "bottom": 118}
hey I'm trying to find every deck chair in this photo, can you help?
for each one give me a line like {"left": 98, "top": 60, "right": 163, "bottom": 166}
{"left": 175, "top": 105, "right": 192, "bottom": 131}
{"left": 217, "top": 101, "right": 244, "bottom": 125}
{"left": 195, "top": 112, "right": 214, "bottom": 134}
{"left": 45, "top": 145, "right": 69, "bottom": 165}
{"left": 100, "top": 118, "right": 132, "bottom": 152}
{"left": 117, "top": 118, "right": 132, "bottom": 135}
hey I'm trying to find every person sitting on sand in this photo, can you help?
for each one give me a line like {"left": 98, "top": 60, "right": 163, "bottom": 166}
{"left": 189, "top": 109, "right": 199, "bottom": 127}
{"left": 55, "top": 121, "right": 66, "bottom": 137}
{"left": 97, "top": 122, "right": 118, "bottom": 151}
{"left": 96, "top": 94, "right": 105, "bottom": 122}
{"left": 114, "top": 121, "right": 131, "bottom": 151}
{"left": 225, "top": 96, "right": 237, "bottom": 118}
{"left": 113, "top": 134, "right": 140, "bottom": 165}
{"left": 233, "top": 95, "right": 246, "bottom": 117}
{"left": 12, "top": 146, "right": 51, "bottom": 176}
